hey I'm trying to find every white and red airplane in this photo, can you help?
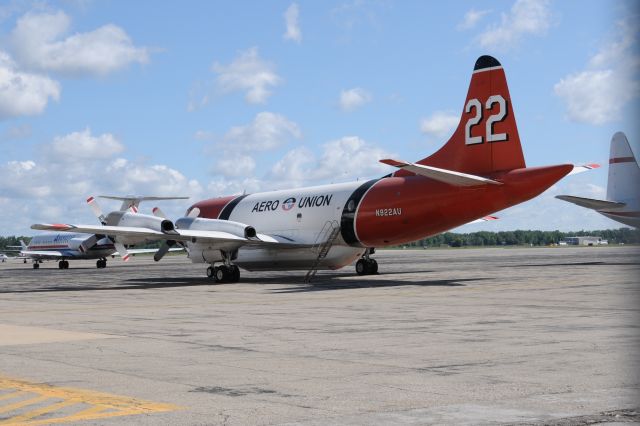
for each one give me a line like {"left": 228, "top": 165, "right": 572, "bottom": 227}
{"left": 33, "top": 55, "right": 584, "bottom": 282}
{"left": 557, "top": 132, "right": 639, "bottom": 228}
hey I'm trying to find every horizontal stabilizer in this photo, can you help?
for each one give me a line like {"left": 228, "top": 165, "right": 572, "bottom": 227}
{"left": 467, "top": 215, "right": 499, "bottom": 225}
{"left": 567, "top": 163, "right": 600, "bottom": 176}
{"left": 555, "top": 195, "right": 626, "bottom": 211}
{"left": 380, "top": 159, "right": 503, "bottom": 186}
{"left": 100, "top": 195, "right": 189, "bottom": 211}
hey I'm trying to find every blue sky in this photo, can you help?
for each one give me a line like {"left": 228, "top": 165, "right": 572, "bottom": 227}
{"left": 0, "top": 0, "right": 638, "bottom": 236}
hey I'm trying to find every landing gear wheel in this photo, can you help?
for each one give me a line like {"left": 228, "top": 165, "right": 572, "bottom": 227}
{"left": 230, "top": 265, "right": 240, "bottom": 283}
{"left": 214, "top": 266, "right": 228, "bottom": 283}
{"left": 33, "top": 263, "right": 39, "bottom": 269}
{"left": 206, "top": 266, "right": 215, "bottom": 278}
{"left": 368, "top": 259, "right": 378, "bottom": 274}
{"left": 96, "top": 259, "right": 106, "bottom": 269}
{"left": 59, "top": 260, "right": 69, "bottom": 269}
{"left": 356, "top": 258, "right": 378, "bottom": 275}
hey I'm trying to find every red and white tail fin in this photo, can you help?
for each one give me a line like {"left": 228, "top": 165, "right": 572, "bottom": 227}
{"left": 418, "top": 55, "right": 525, "bottom": 175}
{"left": 607, "top": 132, "right": 639, "bottom": 204}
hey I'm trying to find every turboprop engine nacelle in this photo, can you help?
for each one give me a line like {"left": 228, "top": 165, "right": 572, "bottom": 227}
{"left": 175, "top": 217, "right": 257, "bottom": 239}
{"left": 105, "top": 211, "right": 176, "bottom": 244}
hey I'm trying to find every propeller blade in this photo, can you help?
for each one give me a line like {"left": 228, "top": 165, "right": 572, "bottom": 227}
{"left": 78, "top": 234, "right": 98, "bottom": 254}
{"left": 187, "top": 207, "right": 200, "bottom": 218}
{"left": 114, "top": 242, "right": 131, "bottom": 262}
{"left": 87, "top": 196, "right": 107, "bottom": 225}
{"left": 154, "top": 241, "right": 175, "bottom": 262}
{"left": 152, "top": 206, "right": 167, "bottom": 218}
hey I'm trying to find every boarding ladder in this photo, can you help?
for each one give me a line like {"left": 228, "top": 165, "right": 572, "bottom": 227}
{"left": 304, "top": 220, "right": 341, "bottom": 283}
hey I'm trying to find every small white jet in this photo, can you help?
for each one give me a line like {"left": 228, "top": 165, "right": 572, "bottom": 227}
{"left": 557, "top": 132, "right": 639, "bottom": 228}
{"left": 0, "top": 253, "right": 9, "bottom": 262}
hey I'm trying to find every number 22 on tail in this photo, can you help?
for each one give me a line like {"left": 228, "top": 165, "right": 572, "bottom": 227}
{"left": 464, "top": 95, "right": 508, "bottom": 145}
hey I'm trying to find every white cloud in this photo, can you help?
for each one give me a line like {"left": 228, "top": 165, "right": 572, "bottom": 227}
{"left": 477, "top": 0, "right": 551, "bottom": 51}
{"left": 212, "top": 47, "right": 281, "bottom": 104}
{"left": 554, "top": 19, "right": 639, "bottom": 125}
{"left": 222, "top": 112, "right": 301, "bottom": 151}
{"left": 10, "top": 10, "right": 149, "bottom": 77}
{"left": 420, "top": 111, "right": 459, "bottom": 139}
{"left": 0, "top": 133, "right": 205, "bottom": 234}
{"left": 215, "top": 153, "right": 256, "bottom": 177}
{"left": 49, "top": 128, "right": 124, "bottom": 159}
{"left": 269, "top": 136, "right": 393, "bottom": 187}
{"left": 339, "top": 87, "right": 372, "bottom": 112}
{"left": 208, "top": 112, "right": 301, "bottom": 178}
{"left": 0, "top": 51, "right": 60, "bottom": 120}
{"left": 283, "top": 3, "right": 302, "bottom": 43}
{"left": 457, "top": 9, "right": 490, "bottom": 31}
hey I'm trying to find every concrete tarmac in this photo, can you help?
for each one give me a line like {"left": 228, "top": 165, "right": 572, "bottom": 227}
{"left": 0, "top": 246, "right": 638, "bottom": 425}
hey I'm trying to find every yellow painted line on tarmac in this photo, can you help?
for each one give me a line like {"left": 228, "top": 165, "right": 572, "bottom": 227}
{"left": 0, "top": 374, "right": 179, "bottom": 425}
{"left": 1, "top": 400, "right": 77, "bottom": 424}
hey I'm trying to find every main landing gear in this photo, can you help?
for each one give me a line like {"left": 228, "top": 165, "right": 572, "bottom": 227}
{"left": 96, "top": 258, "right": 107, "bottom": 269}
{"left": 356, "top": 248, "right": 378, "bottom": 276}
{"left": 58, "top": 260, "right": 70, "bottom": 269}
{"left": 206, "top": 250, "right": 240, "bottom": 283}
{"left": 206, "top": 264, "right": 240, "bottom": 283}
{"left": 32, "top": 262, "right": 40, "bottom": 269}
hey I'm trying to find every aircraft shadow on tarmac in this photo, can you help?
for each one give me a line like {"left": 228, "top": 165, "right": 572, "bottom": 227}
{"left": 0, "top": 274, "right": 489, "bottom": 294}
{"left": 264, "top": 276, "right": 488, "bottom": 293}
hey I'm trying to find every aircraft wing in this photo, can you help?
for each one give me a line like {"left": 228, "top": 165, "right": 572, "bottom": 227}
{"left": 555, "top": 195, "right": 626, "bottom": 211}
{"left": 380, "top": 159, "right": 503, "bottom": 186}
{"left": 121, "top": 247, "right": 185, "bottom": 256}
{"left": 31, "top": 223, "right": 247, "bottom": 245}
{"left": 30, "top": 223, "right": 311, "bottom": 251}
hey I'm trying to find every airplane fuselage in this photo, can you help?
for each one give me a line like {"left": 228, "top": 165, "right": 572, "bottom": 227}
{"left": 24, "top": 233, "right": 115, "bottom": 260}
{"left": 189, "top": 163, "right": 571, "bottom": 271}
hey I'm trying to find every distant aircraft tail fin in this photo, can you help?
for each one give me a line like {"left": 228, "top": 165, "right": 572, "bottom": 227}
{"left": 607, "top": 132, "right": 639, "bottom": 204}
{"left": 19, "top": 239, "right": 27, "bottom": 250}
{"left": 409, "top": 55, "right": 526, "bottom": 176}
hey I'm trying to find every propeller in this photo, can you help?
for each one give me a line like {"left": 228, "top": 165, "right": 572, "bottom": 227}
{"left": 78, "top": 234, "right": 98, "bottom": 254}
{"left": 151, "top": 205, "right": 178, "bottom": 262}
{"left": 152, "top": 206, "right": 167, "bottom": 218}
{"left": 88, "top": 196, "right": 130, "bottom": 260}
{"left": 86, "top": 196, "right": 107, "bottom": 225}
{"left": 114, "top": 242, "right": 131, "bottom": 262}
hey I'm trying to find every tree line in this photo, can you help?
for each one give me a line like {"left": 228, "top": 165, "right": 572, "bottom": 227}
{"left": 402, "top": 228, "right": 640, "bottom": 248}
{"left": 0, "top": 236, "right": 30, "bottom": 252}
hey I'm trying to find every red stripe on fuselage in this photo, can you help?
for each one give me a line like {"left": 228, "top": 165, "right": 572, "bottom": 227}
{"left": 609, "top": 157, "right": 635, "bottom": 164}
{"left": 189, "top": 195, "right": 238, "bottom": 219}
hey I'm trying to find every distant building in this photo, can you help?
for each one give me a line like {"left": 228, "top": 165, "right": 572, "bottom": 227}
{"left": 561, "top": 236, "right": 608, "bottom": 246}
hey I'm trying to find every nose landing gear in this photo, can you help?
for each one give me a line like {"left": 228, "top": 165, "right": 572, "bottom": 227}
{"left": 355, "top": 248, "right": 378, "bottom": 276}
